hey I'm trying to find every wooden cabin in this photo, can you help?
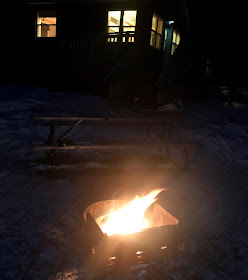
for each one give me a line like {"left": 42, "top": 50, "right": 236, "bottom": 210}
{"left": 13, "top": 0, "right": 208, "bottom": 104}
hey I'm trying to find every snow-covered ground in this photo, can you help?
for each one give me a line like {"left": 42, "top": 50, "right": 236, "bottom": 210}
{"left": 1, "top": 84, "right": 248, "bottom": 280}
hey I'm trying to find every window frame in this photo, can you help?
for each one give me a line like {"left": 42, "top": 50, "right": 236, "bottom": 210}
{"left": 107, "top": 10, "right": 137, "bottom": 43}
{"left": 150, "top": 13, "right": 164, "bottom": 50}
{"left": 163, "top": 28, "right": 168, "bottom": 51}
{"left": 36, "top": 10, "right": 57, "bottom": 38}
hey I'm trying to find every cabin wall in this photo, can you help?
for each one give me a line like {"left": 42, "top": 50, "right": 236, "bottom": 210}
{"left": 19, "top": 1, "right": 155, "bottom": 85}
{"left": 12, "top": 0, "right": 187, "bottom": 98}
{"left": 21, "top": 0, "right": 183, "bottom": 51}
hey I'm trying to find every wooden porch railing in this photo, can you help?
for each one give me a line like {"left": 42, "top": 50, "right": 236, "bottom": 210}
{"left": 33, "top": 33, "right": 135, "bottom": 70}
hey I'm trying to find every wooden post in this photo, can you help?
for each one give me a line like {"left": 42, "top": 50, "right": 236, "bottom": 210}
{"left": 45, "top": 120, "right": 55, "bottom": 144}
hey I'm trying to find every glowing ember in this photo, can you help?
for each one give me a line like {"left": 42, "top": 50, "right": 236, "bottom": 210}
{"left": 97, "top": 189, "right": 164, "bottom": 236}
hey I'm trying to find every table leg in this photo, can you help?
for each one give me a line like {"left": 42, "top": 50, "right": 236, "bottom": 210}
{"left": 45, "top": 121, "right": 56, "bottom": 144}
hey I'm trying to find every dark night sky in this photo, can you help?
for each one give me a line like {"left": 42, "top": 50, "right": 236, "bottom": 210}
{"left": 188, "top": 0, "right": 248, "bottom": 83}
{"left": 190, "top": 0, "right": 246, "bottom": 57}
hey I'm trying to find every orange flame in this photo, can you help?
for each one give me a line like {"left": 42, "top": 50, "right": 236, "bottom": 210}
{"left": 98, "top": 189, "right": 165, "bottom": 236}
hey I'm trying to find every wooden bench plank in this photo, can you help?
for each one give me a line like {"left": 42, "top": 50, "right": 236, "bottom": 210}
{"left": 32, "top": 144, "right": 166, "bottom": 150}
{"left": 32, "top": 116, "right": 170, "bottom": 124}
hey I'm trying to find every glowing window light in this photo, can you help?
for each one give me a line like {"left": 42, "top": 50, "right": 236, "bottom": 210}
{"left": 37, "top": 11, "right": 56, "bottom": 37}
{"left": 150, "top": 13, "right": 164, "bottom": 49}
{"left": 107, "top": 10, "right": 137, "bottom": 43}
{"left": 171, "top": 30, "right": 180, "bottom": 55}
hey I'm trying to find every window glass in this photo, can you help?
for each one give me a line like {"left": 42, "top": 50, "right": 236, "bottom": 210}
{"left": 156, "top": 34, "right": 162, "bottom": 49}
{"left": 172, "top": 31, "right": 176, "bottom": 43}
{"left": 108, "top": 27, "right": 119, "bottom": 33}
{"left": 37, "top": 12, "right": 56, "bottom": 37}
{"left": 176, "top": 33, "right": 180, "bottom": 45}
{"left": 152, "top": 15, "right": 158, "bottom": 31}
{"left": 150, "top": 31, "right": 156, "bottom": 47}
{"left": 157, "top": 18, "right": 163, "bottom": 35}
{"left": 171, "top": 44, "right": 176, "bottom": 55}
{"left": 108, "top": 11, "right": 121, "bottom": 26}
{"left": 123, "top": 11, "right": 137, "bottom": 27}
{"left": 123, "top": 26, "right": 135, "bottom": 32}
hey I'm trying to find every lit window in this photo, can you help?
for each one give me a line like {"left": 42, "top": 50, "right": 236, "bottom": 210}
{"left": 37, "top": 11, "right": 56, "bottom": 37}
{"left": 107, "top": 10, "right": 137, "bottom": 43}
{"left": 150, "top": 14, "right": 164, "bottom": 49}
{"left": 108, "top": 11, "right": 121, "bottom": 34}
{"left": 123, "top": 10, "right": 137, "bottom": 32}
{"left": 171, "top": 30, "right": 180, "bottom": 55}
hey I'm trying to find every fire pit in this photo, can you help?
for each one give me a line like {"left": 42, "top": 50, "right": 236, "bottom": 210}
{"left": 82, "top": 190, "right": 179, "bottom": 273}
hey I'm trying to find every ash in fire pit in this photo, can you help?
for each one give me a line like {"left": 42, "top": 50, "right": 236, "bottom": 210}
{"left": 82, "top": 189, "right": 179, "bottom": 274}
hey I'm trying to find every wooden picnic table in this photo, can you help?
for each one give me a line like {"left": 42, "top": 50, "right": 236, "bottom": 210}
{"left": 31, "top": 111, "right": 188, "bottom": 167}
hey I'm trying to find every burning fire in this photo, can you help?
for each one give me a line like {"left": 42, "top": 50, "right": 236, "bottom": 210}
{"left": 98, "top": 189, "right": 164, "bottom": 236}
